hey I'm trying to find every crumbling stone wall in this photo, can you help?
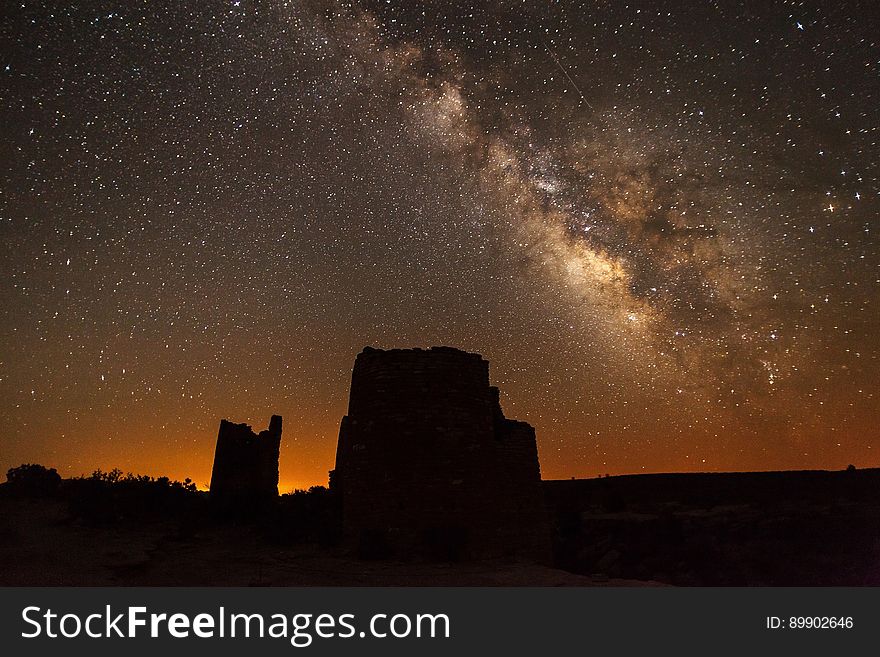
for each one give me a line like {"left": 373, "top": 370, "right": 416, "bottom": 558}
{"left": 210, "top": 415, "right": 282, "bottom": 503}
{"left": 331, "top": 347, "right": 549, "bottom": 561}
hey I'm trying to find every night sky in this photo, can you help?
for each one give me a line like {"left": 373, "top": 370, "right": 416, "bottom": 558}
{"left": 2, "top": 0, "right": 878, "bottom": 491}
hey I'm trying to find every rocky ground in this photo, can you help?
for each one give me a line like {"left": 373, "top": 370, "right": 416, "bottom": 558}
{"left": 0, "top": 497, "right": 654, "bottom": 586}
{"left": 547, "top": 469, "right": 880, "bottom": 585}
{"left": 3, "top": 467, "right": 878, "bottom": 586}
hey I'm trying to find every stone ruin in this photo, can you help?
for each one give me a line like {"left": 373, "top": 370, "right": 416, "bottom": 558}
{"left": 209, "top": 415, "right": 282, "bottom": 504}
{"left": 330, "top": 346, "right": 550, "bottom": 561}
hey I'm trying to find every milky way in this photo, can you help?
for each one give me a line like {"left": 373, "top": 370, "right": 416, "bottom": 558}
{"left": 2, "top": 0, "right": 878, "bottom": 489}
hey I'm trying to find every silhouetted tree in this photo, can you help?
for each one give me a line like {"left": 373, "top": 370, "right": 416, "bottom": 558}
{"left": 5, "top": 464, "right": 61, "bottom": 497}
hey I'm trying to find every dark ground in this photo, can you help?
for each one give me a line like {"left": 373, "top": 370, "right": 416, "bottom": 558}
{"left": 0, "top": 496, "right": 636, "bottom": 586}
{"left": 546, "top": 468, "right": 880, "bottom": 586}
{"left": 1, "top": 468, "right": 878, "bottom": 586}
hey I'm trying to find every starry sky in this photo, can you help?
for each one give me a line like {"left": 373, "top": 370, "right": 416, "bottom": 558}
{"left": 2, "top": 0, "right": 878, "bottom": 491}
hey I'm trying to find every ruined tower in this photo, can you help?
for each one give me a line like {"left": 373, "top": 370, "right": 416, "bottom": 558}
{"left": 209, "top": 415, "right": 282, "bottom": 503}
{"left": 331, "top": 347, "right": 549, "bottom": 561}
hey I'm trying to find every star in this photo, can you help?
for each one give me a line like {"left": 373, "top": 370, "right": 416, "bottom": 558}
{"left": 0, "top": 0, "right": 875, "bottom": 489}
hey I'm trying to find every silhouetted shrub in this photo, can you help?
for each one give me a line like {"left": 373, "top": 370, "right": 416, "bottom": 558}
{"left": 5, "top": 464, "right": 61, "bottom": 497}
{"left": 65, "top": 469, "right": 203, "bottom": 525}
{"left": 265, "top": 486, "right": 340, "bottom": 545}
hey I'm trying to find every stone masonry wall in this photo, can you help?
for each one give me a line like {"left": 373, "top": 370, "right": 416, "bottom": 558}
{"left": 332, "top": 347, "right": 549, "bottom": 561}
{"left": 210, "top": 415, "right": 282, "bottom": 503}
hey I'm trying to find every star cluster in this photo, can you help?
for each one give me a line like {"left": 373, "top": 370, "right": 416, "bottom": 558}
{"left": 2, "top": 0, "right": 878, "bottom": 489}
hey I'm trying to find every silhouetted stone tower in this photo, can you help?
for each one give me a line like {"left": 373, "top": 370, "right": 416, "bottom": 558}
{"left": 210, "top": 415, "right": 282, "bottom": 503}
{"left": 331, "top": 347, "right": 550, "bottom": 561}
